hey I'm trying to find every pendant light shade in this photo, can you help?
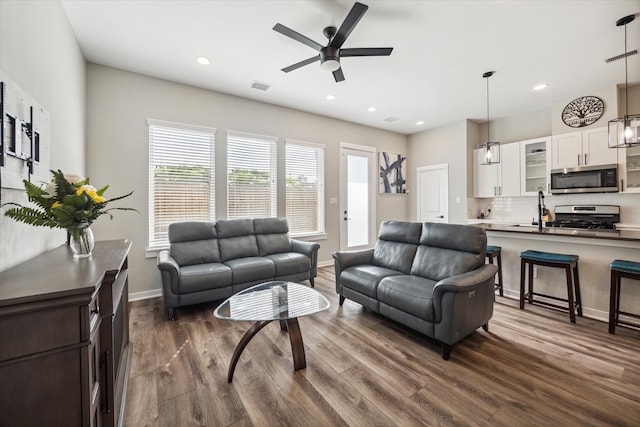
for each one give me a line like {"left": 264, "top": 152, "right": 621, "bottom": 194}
{"left": 478, "top": 71, "right": 500, "bottom": 164}
{"left": 608, "top": 15, "right": 640, "bottom": 148}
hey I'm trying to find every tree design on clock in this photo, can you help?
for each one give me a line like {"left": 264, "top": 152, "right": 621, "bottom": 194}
{"left": 561, "top": 96, "right": 604, "bottom": 128}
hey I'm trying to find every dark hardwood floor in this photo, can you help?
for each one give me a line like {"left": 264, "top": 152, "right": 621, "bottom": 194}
{"left": 124, "top": 266, "right": 640, "bottom": 426}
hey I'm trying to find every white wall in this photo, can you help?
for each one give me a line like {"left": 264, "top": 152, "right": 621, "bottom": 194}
{"left": 406, "top": 120, "right": 470, "bottom": 224}
{"left": 0, "top": 0, "right": 86, "bottom": 271}
{"left": 86, "top": 64, "right": 408, "bottom": 296}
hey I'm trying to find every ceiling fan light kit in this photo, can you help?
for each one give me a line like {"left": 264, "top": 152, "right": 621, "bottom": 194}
{"left": 273, "top": 2, "right": 393, "bottom": 82}
{"left": 608, "top": 14, "right": 640, "bottom": 148}
{"left": 479, "top": 71, "right": 501, "bottom": 165}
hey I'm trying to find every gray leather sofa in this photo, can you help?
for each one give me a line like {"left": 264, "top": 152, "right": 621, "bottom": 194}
{"left": 333, "top": 221, "right": 497, "bottom": 360}
{"left": 157, "top": 218, "right": 320, "bottom": 320}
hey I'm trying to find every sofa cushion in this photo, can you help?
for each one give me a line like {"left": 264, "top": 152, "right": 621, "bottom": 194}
{"left": 224, "top": 257, "right": 275, "bottom": 284}
{"left": 216, "top": 218, "right": 255, "bottom": 238}
{"left": 219, "top": 235, "right": 259, "bottom": 262}
{"left": 371, "top": 221, "right": 421, "bottom": 273}
{"left": 410, "top": 222, "right": 486, "bottom": 281}
{"left": 266, "top": 252, "right": 310, "bottom": 276}
{"left": 254, "top": 217, "right": 292, "bottom": 256}
{"left": 168, "top": 221, "right": 221, "bottom": 266}
{"left": 178, "top": 263, "right": 232, "bottom": 294}
{"left": 377, "top": 275, "right": 437, "bottom": 322}
{"left": 377, "top": 221, "right": 422, "bottom": 244}
{"left": 169, "top": 221, "right": 217, "bottom": 243}
{"left": 340, "top": 265, "right": 403, "bottom": 298}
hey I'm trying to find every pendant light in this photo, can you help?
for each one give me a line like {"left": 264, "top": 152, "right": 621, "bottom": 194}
{"left": 608, "top": 15, "right": 639, "bottom": 148}
{"left": 478, "top": 71, "right": 500, "bottom": 164}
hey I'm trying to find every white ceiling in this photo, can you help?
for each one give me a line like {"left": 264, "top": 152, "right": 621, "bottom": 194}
{"left": 60, "top": 0, "right": 640, "bottom": 135}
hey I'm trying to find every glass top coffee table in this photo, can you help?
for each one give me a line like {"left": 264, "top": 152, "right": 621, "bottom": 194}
{"left": 214, "top": 281, "right": 330, "bottom": 382}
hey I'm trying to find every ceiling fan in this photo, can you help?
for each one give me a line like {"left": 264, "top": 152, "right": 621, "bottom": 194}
{"left": 273, "top": 2, "right": 393, "bottom": 82}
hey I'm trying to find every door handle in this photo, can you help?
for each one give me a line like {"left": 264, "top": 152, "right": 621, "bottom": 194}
{"left": 437, "top": 215, "right": 444, "bottom": 219}
{"left": 584, "top": 153, "right": 587, "bottom": 165}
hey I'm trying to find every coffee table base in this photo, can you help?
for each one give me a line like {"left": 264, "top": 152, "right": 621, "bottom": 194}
{"left": 227, "top": 317, "right": 306, "bottom": 383}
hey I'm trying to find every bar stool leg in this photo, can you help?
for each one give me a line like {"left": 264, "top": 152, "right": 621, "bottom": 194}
{"left": 565, "top": 265, "right": 576, "bottom": 323}
{"left": 609, "top": 269, "right": 618, "bottom": 334}
{"left": 573, "top": 263, "right": 582, "bottom": 317}
{"left": 496, "top": 253, "right": 504, "bottom": 297}
{"left": 520, "top": 258, "right": 526, "bottom": 309}
{"left": 527, "top": 262, "right": 534, "bottom": 304}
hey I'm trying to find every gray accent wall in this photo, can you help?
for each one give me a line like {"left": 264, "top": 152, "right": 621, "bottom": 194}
{"left": 0, "top": 0, "right": 86, "bottom": 271}
{"left": 86, "top": 64, "right": 408, "bottom": 295}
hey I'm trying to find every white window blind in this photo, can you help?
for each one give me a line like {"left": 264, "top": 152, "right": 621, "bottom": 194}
{"left": 148, "top": 119, "right": 215, "bottom": 248}
{"left": 227, "top": 131, "right": 277, "bottom": 219}
{"left": 285, "top": 140, "right": 325, "bottom": 235}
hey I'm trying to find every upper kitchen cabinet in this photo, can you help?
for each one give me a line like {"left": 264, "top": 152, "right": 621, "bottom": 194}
{"left": 619, "top": 145, "right": 640, "bottom": 192}
{"left": 473, "top": 142, "right": 520, "bottom": 198}
{"left": 520, "top": 136, "right": 551, "bottom": 196}
{"left": 551, "top": 126, "right": 617, "bottom": 169}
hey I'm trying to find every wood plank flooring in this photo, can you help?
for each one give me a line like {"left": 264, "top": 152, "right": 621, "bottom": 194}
{"left": 124, "top": 266, "right": 640, "bottom": 426}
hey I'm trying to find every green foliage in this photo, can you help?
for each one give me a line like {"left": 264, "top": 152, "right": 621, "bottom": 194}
{"left": 2, "top": 169, "right": 138, "bottom": 230}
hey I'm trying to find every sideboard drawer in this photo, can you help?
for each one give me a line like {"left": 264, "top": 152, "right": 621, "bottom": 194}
{"left": 0, "top": 304, "right": 84, "bottom": 361}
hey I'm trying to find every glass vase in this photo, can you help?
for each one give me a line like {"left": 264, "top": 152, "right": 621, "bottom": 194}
{"left": 69, "top": 224, "right": 95, "bottom": 258}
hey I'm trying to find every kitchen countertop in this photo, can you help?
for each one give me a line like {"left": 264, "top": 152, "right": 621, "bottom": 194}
{"left": 473, "top": 222, "right": 640, "bottom": 242}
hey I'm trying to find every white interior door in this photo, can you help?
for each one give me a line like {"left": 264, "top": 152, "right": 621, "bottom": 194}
{"left": 417, "top": 164, "right": 449, "bottom": 223}
{"left": 339, "top": 143, "right": 376, "bottom": 251}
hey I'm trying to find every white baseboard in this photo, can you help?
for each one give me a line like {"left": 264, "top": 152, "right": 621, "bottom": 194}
{"left": 129, "top": 288, "right": 162, "bottom": 301}
{"left": 318, "top": 259, "right": 333, "bottom": 268}
{"left": 501, "top": 289, "right": 609, "bottom": 323}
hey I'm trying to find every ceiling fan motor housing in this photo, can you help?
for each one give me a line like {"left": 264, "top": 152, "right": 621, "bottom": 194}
{"left": 320, "top": 46, "right": 340, "bottom": 71}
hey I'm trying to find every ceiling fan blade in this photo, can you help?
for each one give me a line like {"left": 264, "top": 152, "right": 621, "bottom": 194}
{"left": 273, "top": 23, "right": 323, "bottom": 52}
{"left": 282, "top": 55, "right": 320, "bottom": 73}
{"left": 341, "top": 47, "right": 393, "bottom": 57}
{"left": 333, "top": 68, "right": 345, "bottom": 82}
{"left": 329, "top": 2, "right": 368, "bottom": 49}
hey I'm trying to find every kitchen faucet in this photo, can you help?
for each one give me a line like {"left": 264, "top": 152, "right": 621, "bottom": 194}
{"left": 537, "top": 190, "right": 546, "bottom": 231}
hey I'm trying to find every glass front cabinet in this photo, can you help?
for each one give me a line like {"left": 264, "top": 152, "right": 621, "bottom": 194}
{"left": 620, "top": 145, "right": 640, "bottom": 192}
{"left": 520, "top": 136, "right": 551, "bottom": 196}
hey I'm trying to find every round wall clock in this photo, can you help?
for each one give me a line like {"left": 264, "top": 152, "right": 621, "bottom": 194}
{"left": 561, "top": 96, "right": 604, "bottom": 128}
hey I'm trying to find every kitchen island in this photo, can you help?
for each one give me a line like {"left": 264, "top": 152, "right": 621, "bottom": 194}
{"left": 473, "top": 223, "right": 640, "bottom": 325}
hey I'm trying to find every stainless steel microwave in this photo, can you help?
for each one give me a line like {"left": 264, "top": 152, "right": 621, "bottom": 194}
{"left": 550, "top": 164, "right": 618, "bottom": 194}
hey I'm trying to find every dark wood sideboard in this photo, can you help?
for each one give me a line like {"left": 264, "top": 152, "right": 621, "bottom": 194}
{"left": 0, "top": 239, "right": 132, "bottom": 427}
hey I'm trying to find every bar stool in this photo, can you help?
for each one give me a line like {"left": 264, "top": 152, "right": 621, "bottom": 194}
{"left": 519, "top": 250, "right": 582, "bottom": 323}
{"left": 609, "top": 260, "right": 640, "bottom": 334}
{"left": 486, "top": 245, "right": 503, "bottom": 296}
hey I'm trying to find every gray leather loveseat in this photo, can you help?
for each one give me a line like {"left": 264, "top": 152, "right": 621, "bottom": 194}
{"left": 157, "top": 218, "right": 320, "bottom": 320}
{"left": 333, "top": 221, "right": 497, "bottom": 360}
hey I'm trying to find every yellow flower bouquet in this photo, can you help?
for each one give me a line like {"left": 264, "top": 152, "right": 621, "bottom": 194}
{"left": 3, "top": 170, "right": 137, "bottom": 256}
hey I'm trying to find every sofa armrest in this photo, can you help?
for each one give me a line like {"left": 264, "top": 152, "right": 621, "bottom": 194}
{"left": 291, "top": 239, "right": 320, "bottom": 258}
{"left": 332, "top": 249, "right": 374, "bottom": 280}
{"left": 433, "top": 264, "right": 498, "bottom": 295}
{"left": 431, "top": 264, "right": 498, "bottom": 324}
{"left": 291, "top": 239, "right": 321, "bottom": 279}
{"left": 157, "top": 249, "right": 180, "bottom": 273}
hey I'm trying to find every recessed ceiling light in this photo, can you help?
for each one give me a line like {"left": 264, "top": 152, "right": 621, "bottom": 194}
{"left": 368, "top": 107, "right": 377, "bottom": 112}
{"left": 326, "top": 95, "right": 336, "bottom": 100}
{"left": 416, "top": 121, "right": 424, "bottom": 126}
{"left": 533, "top": 83, "right": 548, "bottom": 91}
{"left": 196, "top": 56, "right": 210, "bottom": 65}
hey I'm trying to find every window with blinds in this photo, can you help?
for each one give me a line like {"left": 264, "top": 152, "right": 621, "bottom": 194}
{"left": 148, "top": 119, "right": 215, "bottom": 248}
{"left": 227, "top": 131, "right": 277, "bottom": 219}
{"left": 285, "top": 140, "right": 325, "bottom": 235}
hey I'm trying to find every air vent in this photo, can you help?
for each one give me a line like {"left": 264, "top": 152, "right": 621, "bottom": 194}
{"left": 250, "top": 81, "right": 272, "bottom": 91}
{"left": 605, "top": 49, "right": 638, "bottom": 63}
{"left": 384, "top": 116, "right": 400, "bottom": 123}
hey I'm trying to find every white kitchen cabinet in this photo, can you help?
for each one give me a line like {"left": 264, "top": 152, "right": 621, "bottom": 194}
{"left": 520, "top": 136, "right": 551, "bottom": 196}
{"left": 473, "top": 142, "right": 520, "bottom": 198}
{"left": 551, "top": 126, "right": 617, "bottom": 169}
{"left": 618, "top": 145, "right": 640, "bottom": 192}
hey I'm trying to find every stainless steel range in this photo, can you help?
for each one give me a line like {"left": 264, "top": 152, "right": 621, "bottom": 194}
{"left": 546, "top": 205, "right": 620, "bottom": 230}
